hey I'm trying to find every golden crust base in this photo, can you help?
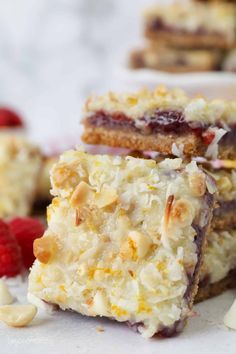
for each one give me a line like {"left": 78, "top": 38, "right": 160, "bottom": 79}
{"left": 82, "top": 126, "right": 235, "bottom": 159}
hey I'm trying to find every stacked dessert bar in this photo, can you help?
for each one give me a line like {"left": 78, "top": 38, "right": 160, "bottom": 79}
{"left": 130, "top": 1, "right": 236, "bottom": 73}
{"left": 28, "top": 86, "right": 236, "bottom": 338}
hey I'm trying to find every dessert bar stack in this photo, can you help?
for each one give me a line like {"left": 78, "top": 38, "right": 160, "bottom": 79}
{"left": 81, "top": 86, "right": 236, "bottom": 302}
{"left": 130, "top": 1, "right": 236, "bottom": 73}
{"left": 28, "top": 86, "right": 235, "bottom": 338}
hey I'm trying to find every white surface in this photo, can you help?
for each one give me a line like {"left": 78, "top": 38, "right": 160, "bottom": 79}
{"left": 0, "top": 278, "right": 235, "bottom": 354}
{"left": 117, "top": 68, "right": 236, "bottom": 99}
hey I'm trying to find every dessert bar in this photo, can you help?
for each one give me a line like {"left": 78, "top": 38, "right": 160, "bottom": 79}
{"left": 82, "top": 86, "right": 236, "bottom": 159}
{"left": 0, "top": 136, "right": 42, "bottom": 217}
{"left": 144, "top": 2, "right": 236, "bottom": 49}
{"left": 197, "top": 229, "right": 236, "bottom": 301}
{"left": 130, "top": 47, "right": 221, "bottom": 73}
{"left": 28, "top": 151, "right": 214, "bottom": 338}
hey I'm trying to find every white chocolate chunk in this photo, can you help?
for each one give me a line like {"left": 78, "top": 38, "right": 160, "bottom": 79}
{"left": 0, "top": 304, "right": 37, "bottom": 327}
{"left": 0, "top": 280, "right": 14, "bottom": 306}
{"left": 224, "top": 300, "right": 236, "bottom": 330}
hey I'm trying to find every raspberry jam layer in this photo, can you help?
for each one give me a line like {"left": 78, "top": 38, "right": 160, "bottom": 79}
{"left": 86, "top": 109, "right": 236, "bottom": 146}
{"left": 87, "top": 109, "right": 204, "bottom": 134}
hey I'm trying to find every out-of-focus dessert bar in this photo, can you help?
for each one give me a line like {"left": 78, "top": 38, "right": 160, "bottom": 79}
{"left": 0, "top": 136, "right": 42, "bottom": 217}
{"left": 129, "top": 1, "right": 236, "bottom": 73}
{"left": 144, "top": 2, "right": 236, "bottom": 49}
{"left": 130, "top": 46, "right": 222, "bottom": 73}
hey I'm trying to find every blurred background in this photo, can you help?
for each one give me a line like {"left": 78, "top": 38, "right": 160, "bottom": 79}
{"left": 0, "top": 0, "right": 235, "bottom": 149}
{"left": 0, "top": 0, "right": 167, "bottom": 147}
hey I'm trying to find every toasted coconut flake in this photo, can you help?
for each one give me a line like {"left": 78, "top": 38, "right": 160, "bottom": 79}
{"left": 164, "top": 195, "right": 174, "bottom": 229}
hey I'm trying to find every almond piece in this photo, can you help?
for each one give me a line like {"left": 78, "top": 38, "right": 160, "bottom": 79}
{"left": 0, "top": 280, "right": 14, "bottom": 306}
{"left": 188, "top": 172, "right": 206, "bottom": 197}
{"left": 94, "top": 185, "right": 118, "bottom": 208}
{"left": 224, "top": 300, "right": 236, "bottom": 330}
{"left": 0, "top": 304, "right": 37, "bottom": 327}
{"left": 34, "top": 236, "right": 57, "bottom": 264}
{"left": 70, "top": 181, "right": 94, "bottom": 207}
{"left": 170, "top": 199, "right": 194, "bottom": 227}
{"left": 53, "top": 165, "right": 79, "bottom": 189}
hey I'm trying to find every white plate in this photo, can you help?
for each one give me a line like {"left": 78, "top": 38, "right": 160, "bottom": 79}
{"left": 115, "top": 67, "right": 236, "bottom": 99}
{"left": 0, "top": 278, "right": 236, "bottom": 354}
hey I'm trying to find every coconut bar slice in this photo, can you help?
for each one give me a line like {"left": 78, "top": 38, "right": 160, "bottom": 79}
{"left": 82, "top": 86, "right": 236, "bottom": 159}
{"left": 197, "top": 229, "right": 236, "bottom": 302}
{"left": 28, "top": 151, "right": 214, "bottom": 338}
{"left": 130, "top": 47, "right": 221, "bottom": 73}
{"left": 0, "top": 135, "right": 42, "bottom": 217}
{"left": 144, "top": 2, "right": 236, "bottom": 49}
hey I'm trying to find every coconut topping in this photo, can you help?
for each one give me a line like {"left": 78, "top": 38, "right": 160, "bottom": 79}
{"left": 83, "top": 86, "right": 236, "bottom": 125}
{"left": 0, "top": 135, "right": 42, "bottom": 217}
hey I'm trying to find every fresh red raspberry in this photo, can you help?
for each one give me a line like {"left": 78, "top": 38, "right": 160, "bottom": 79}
{"left": 9, "top": 218, "right": 45, "bottom": 269}
{"left": 0, "top": 107, "right": 24, "bottom": 127}
{"left": 0, "top": 220, "right": 23, "bottom": 277}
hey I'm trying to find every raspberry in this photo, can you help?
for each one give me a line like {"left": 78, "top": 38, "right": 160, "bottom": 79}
{"left": 0, "top": 107, "right": 24, "bottom": 127}
{"left": 0, "top": 220, "right": 23, "bottom": 277}
{"left": 9, "top": 218, "right": 45, "bottom": 269}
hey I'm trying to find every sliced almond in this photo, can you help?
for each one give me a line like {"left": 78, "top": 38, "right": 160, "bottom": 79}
{"left": 94, "top": 185, "right": 118, "bottom": 209}
{"left": 188, "top": 172, "right": 206, "bottom": 197}
{"left": 34, "top": 236, "right": 58, "bottom": 264}
{"left": 0, "top": 280, "right": 14, "bottom": 306}
{"left": 53, "top": 164, "right": 79, "bottom": 189}
{"left": 70, "top": 181, "right": 94, "bottom": 207}
{"left": 224, "top": 300, "right": 236, "bottom": 330}
{"left": 170, "top": 199, "right": 194, "bottom": 227}
{"left": 0, "top": 304, "right": 37, "bottom": 327}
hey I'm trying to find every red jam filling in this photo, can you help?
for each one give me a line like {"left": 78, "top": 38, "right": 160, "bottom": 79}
{"left": 87, "top": 109, "right": 235, "bottom": 146}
